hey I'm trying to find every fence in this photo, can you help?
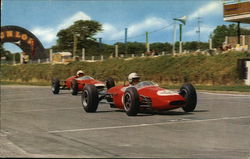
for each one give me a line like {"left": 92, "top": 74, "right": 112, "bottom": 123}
{"left": 1, "top": 51, "right": 173, "bottom": 65}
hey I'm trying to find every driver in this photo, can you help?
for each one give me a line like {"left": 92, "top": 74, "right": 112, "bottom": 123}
{"left": 76, "top": 70, "right": 85, "bottom": 77}
{"left": 128, "top": 72, "right": 140, "bottom": 85}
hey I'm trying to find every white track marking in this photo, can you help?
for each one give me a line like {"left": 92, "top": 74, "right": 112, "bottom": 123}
{"left": 48, "top": 115, "right": 250, "bottom": 133}
{"left": 199, "top": 92, "right": 250, "bottom": 97}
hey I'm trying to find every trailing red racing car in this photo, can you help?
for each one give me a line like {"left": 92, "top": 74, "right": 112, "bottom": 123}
{"left": 51, "top": 76, "right": 114, "bottom": 95}
{"left": 81, "top": 80, "right": 197, "bottom": 116}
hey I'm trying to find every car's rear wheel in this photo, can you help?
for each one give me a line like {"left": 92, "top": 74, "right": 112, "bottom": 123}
{"left": 179, "top": 83, "right": 197, "bottom": 112}
{"left": 81, "top": 84, "right": 99, "bottom": 112}
{"left": 51, "top": 78, "right": 60, "bottom": 94}
{"left": 70, "top": 79, "right": 78, "bottom": 95}
{"left": 106, "top": 77, "right": 116, "bottom": 107}
{"left": 106, "top": 77, "right": 115, "bottom": 89}
{"left": 123, "top": 87, "right": 140, "bottom": 116}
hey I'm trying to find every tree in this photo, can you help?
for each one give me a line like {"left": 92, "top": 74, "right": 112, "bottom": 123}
{"left": 183, "top": 41, "right": 209, "bottom": 51}
{"left": 53, "top": 20, "right": 103, "bottom": 56}
{"left": 210, "top": 24, "right": 250, "bottom": 48}
{"left": 151, "top": 42, "right": 172, "bottom": 54}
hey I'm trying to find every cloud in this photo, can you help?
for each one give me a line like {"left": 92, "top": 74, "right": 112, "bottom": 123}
{"left": 184, "top": 25, "right": 215, "bottom": 41}
{"left": 31, "top": 27, "right": 56, "bottom": 43}
{"left": 31, "top": 11, "right": 91, "bottom": 46}
{"left": 188, "top": 2, "right": 221, "bottom": 20}
{"left": 128, "top": 17, "right": 168, "bottom": 36}
{"left": 97, "top": 17, "right": 169, "bottom": 41}
{"left": 183, "top": 2, "right": 221, "bottom": 41}
{"left": 242, "top": 24, "right": 250, "bottom": 30}
{"left": 32, "top": 12, "right": 170, "bottom": 46}
{"left": 97, "top": 23, "right": 122, "bottom": 40}
{"left": 58, "top": 11, "right": 91, "bottom": 30}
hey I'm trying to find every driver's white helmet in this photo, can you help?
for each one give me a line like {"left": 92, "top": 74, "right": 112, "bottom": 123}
{"left": 77, "top": 70, "right": 84, "bottom": 76}
{"left": 128, "top": 72, "right": 140, "bottom": 83}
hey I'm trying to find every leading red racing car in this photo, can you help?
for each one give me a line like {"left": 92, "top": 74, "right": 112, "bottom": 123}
{"left": 81, "top": 80, "right": 197, "bottom": 116}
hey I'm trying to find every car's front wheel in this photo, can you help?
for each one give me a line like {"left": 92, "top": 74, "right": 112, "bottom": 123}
{"left": 70, "top": 79, "right": 78, "bottom": 95}
{"left": 51, "top": 78, "right": 60, "bottom": 94}
{"left": 81, "top": 84, "right": 99, "bottom": 112}
{"left": 123, "top": 87, "right": 140, "bottom": 116}
{"left": 106, "top": 77, "right": 115, "bottom": 89}
{"left": 179, "top": 83, "right": 197, "bottom": 112}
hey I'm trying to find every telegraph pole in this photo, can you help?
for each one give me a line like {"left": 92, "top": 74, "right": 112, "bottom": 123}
{"left": 99, "top": 37, "right": 102, "bottom": 53}
{"left": 72, "top": 33, "right": 80, "bottom": 59}
{"left": 146, "top": 31, "right": 150, "bottom": 52}
{"left": 73, "top": 34, "right": 78, "bottom": 58}
{"left": 179, "top": 24, "right": 183, "bottom": 54}
{"left": 237, "top": 22, "right": 241, "bottom": 45}
{"left": 125, "top": 28, "right": 128, "bottom": 56}
{"left": 99, "top": 37, "right": 102, "bottom": 44}
{"left": 172, "top": 21, "right": 177, "bottom": 55}
{"left": 196, "top": 17, "right": 201, "bottom": 49}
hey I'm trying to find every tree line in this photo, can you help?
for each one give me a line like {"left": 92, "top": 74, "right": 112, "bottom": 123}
{"left": 1, "top": 20, "right": 250, "bottom": 61}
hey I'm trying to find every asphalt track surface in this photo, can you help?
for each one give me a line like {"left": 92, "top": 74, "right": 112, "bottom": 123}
{"left": 0, "top": 85, "right": 250, "bottom": 158}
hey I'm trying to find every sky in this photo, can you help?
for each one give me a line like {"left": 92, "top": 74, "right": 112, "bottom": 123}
{"left": 1, "top": 0, "right": 248, "bottom": 53}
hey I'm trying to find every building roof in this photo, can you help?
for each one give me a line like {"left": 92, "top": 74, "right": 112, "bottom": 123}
{"left": 55, "top": 52, "right": 72, "bottom": 56}
{"left": 223, "top": 1, "right": 250, "bottom": 24}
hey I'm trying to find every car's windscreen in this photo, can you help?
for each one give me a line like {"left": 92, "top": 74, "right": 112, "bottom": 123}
{"left": 76, "top": 76, "right": 94, "bottom": 80}
{"left": 134, "top": 81, "right": 157, "bottom": 89}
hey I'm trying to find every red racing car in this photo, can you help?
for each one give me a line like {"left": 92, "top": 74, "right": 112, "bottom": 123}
{"left": 81, "top": 81, "right": 197, "bottom": 116}
{"left": 51, "top": 76, "right": 114, "bottom": 95}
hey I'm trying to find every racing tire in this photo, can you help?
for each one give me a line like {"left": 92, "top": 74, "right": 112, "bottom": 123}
{"left": 81, "top": 84, "right": 99, "bottom": 112}
{"left": 106, "top": 77, "right": 115, "bottom": 89}
{"left": 70, "top": 79, "right": 78, "bottom": 95}
{"left": 106, "top": 77, "right": 116, "bottom": 107}
{"left": 51, "top": 78, "right": 60, "bottom": 94}
{"left": 123, "top": 87, "right": 140, "bottom": 116}
{"left": 179, "top": 83, "right": 197, "bottom": 112}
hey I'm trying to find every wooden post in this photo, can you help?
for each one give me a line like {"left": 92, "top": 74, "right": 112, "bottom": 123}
{"left": 82, "top": 48, "right": 85, "bottom": 61}
{"left": 20, "top": 53, "right": 23, "bottom": 64}
{"left": 49, "top": 49, "right": 53, "bottom": 62}
{"left": 115, "top": 45, "right": 118, "bottom": 58}
{"left": 209, "top": 38, "right": 212, "bottom": 50}
{"left": 179, "top": 41, "right": 182, "bottom": 54}
{"left": 242, "top": 35, "right": 245, "bottom": 46}
{"left": 225, "top": 36, "right": 228, "bottom": 45}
